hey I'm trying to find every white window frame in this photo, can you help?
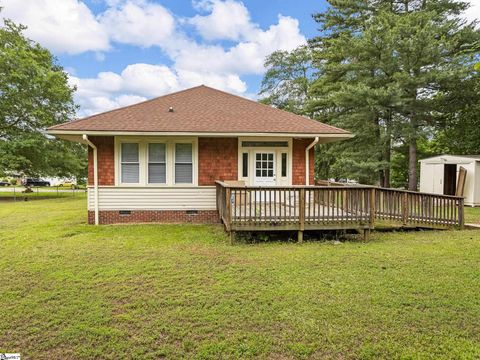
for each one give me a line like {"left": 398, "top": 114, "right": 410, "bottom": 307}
{"left": 238, "top": 137, "right": 292, "bottom": 186}
{"left": 114, "top": 136, "right": 198, "bottom": 187}
{"left": 174, "top": 141, "right": 194, "bottom": 185}
{"left": 120, "top": 141, "right": 141, "bottom": 185}
{"left": 147, "top": 142, "right": 167, "bottom": 185}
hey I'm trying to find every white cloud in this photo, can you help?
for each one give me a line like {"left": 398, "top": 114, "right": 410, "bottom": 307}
{"left": 2, "top": 0, "right": 306, "bottom": 115}
{"left": 120, "top": 63, "right": 179, "bottom": 97}
{"left": 1, "top": 0, "right": 109, "bottom": 54}
{"left": 189, "top": 0, "right": 256, "bottom": 41}
{"left": 69, "top": 63, "right": 247, "bottom": 116}
{"left": 98, "top": 0, "right": 175, "bottom": 47}
{"left": 464, "top": 0, "right": 480, "bottom": 23}
{"left": 172, "top": 15, "right": 306, "bottom": 75}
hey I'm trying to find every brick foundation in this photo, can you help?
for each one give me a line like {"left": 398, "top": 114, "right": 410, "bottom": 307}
{"left": 88, "top": 210, "right": 220, "bottom": 225}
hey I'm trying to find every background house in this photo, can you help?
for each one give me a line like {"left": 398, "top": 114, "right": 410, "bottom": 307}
{"left": 419, "top": 155, "right": 480, "bottom": 206}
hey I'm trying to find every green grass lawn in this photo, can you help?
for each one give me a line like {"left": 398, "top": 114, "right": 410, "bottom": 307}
{"left": 0, "top": 190, "right": 87, "bottom": 199}
{"left": 1, "top": 198, "right": 480, "bottom": 359}
{"left": 465, "top": 206, "right": 480, "bottom": 225}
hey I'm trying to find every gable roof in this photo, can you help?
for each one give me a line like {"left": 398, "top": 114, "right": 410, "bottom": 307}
{"left": 48, "top": 85, "right": 351, "bottom": 138}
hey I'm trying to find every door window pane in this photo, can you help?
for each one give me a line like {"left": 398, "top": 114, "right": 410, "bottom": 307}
{"left": 281, "top": 153, "right": 287, "bottom": 177}
{"left": 242, "top": 153, "right": 248, "bottom": 177}
{"left": 255, "top": 152, "right": 275, "bottom": 179}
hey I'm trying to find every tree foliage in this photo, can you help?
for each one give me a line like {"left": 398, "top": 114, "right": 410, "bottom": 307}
{"left": 0, "top": 17, "right": 85, "bottom": 179}
{"left": 259, "top": 46, "right": 315, "bottom": 115}
{"left": 261, "top": 0, "right": 480, "bottom": 189}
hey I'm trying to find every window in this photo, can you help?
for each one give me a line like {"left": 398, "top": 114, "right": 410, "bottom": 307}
{"left": 281, "top": 153, "right": 287, "bottom": 177}
{"left": 242, "top": 141, "right": 288, "bottom": 147}
{"left": 175, "top": 143, "right": 193, "bottom": 184}
{"left": 148, "top": 143, "right": 166, "bottom": 184}
{"left": 255, "top": 153, "right": 274, "bottom": 177}
{"left": 121, "top": 143, "right": 139, "bottom": 183}
{"left": 242, "top": 153, "right": 248, "bottom": 177}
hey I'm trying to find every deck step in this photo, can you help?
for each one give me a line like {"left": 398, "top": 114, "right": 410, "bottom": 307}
{"left": 465, "top": 223, "right": 480, "bottom": 230}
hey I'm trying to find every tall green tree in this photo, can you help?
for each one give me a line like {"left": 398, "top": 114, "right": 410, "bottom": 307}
{"left": 308, "top": 0, "right": 479, "bottom": 189}
{"left": 259, "top": 46, "right": 314, "bottom": 115}
{"left": 0, "top": 17, "right": 85, "bottom": 178}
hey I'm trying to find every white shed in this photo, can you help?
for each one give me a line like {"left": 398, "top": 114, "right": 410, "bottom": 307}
{"left": 419, "top": 155, "right": 480, "bottom": 206}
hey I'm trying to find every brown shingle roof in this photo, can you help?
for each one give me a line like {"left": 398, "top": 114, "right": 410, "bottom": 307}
{"left": 49, "top": 85, "right": 350, "bottom": 135}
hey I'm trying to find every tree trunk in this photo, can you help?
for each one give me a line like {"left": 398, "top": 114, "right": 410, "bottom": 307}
{"left": 408, "top": 136, "right": 417, "bottom": 191}
{"left": 384, "top": 145, "right": 391, "bottom": 188}
{"left": 384, "top": 110, "right": 392, "bottom": 188}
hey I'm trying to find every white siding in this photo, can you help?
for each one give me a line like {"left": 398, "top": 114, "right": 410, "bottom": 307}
{"left": 88, "top": 186, "right": 216, "bottom": 210}
{"left": 460, "top": 162, "right": 477, "bottom": 206}
{"left": 474, "top": 163, "right": 480, "bottom": 206}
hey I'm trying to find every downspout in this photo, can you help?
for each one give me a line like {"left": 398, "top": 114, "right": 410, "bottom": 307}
{"left": 83, "top": 135, "right": 99, "bottom": 225}
{"left": 306, "top": 137, "right": 319, "bottom": 186}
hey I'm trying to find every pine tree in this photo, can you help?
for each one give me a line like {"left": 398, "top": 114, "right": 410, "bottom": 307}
{"left": 309, "top": 0, "right": 479, "bottom": 189}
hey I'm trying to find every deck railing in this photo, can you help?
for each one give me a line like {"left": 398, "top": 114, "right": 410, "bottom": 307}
{"left": 375, "top": 188, "right": 463, "bottom": 228}
{"left": 215, "top": 181, "right": 464, "bottom": 235}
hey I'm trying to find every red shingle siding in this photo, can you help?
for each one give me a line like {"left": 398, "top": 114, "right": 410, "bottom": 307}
{"left": 88, "top": 210, "right": 219, "bottom": 225}
{"left": 198, "top": 137, "right": 238, "bottom": 185}
{"left": 292, "top": 138, "right": 315, "bottom": 185}
{"left": 88, "top": 136, "right": 115, "bottom": 186}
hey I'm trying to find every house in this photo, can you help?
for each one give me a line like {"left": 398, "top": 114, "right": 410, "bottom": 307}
{"left": 419, "top": 155, "right": 480, "bottom": 207}
{"left": 48, "top": 85, "right": 352, "bottom": 225}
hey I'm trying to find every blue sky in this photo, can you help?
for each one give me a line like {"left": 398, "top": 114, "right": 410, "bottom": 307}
{"left": 1, "top": 0, "right": 329, "bottom": 117}
{"left": 1, "top": 0, "right": 478, "bottom": 117}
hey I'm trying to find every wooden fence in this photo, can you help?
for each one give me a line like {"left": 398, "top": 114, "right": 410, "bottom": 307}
{"left": 215, "top": 181, "right": 464, "bottom": 239}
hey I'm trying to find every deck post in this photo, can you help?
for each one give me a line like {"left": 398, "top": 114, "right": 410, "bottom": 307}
{"left": 230, "top": 231, "right": 235, "bottom": 245}
{"left": 458, "top": 197, "right": 465, "bottom": 229}
{"left": 299, "top": 188, "right": 305, "bottom": 243}
{"left": 402, "top": 192, "right": 408, "bottom": 226}
{"left": 369, "top": 187, "right": 376, "bottom": 229}
{"left": 225, "top": 187, "right": 232, "bottom": 232}
{"left": 363, "top": 229, "right": 370, "bottom": 242}
{"left": 298, "top": 230, "right": 304, "bottom": 243}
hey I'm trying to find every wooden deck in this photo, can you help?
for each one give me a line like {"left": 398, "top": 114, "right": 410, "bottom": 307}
{"left": 215, "top": 181, "right": 465, "bottom": 241}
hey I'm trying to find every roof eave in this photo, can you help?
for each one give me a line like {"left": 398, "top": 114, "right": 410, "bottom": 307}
{"left": 47, "top": 129, "right": 354, "bottom": 141}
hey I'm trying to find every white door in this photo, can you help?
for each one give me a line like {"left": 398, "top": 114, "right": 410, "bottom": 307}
{"left": 432, "top": 164, "right": 444, "bottom": 194}
{"left": 254, "top": 152, "right": 276, "bottom": 186}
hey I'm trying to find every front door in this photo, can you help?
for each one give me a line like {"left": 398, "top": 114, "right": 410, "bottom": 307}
{"left": 254, "top": 152, "right": 276, "bottom": 186}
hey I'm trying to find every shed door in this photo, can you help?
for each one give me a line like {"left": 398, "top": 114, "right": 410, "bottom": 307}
{"left": 432, "top": 164, "right": 444, "bottom": 194}
{"left": 444, "top": 164, "right": 457, "bottom": 196}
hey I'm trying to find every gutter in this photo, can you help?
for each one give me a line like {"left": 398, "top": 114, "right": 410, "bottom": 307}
{"left": 306, "top": 137, "right": 319, "bottom": 186}
{"left": 82, "top": 135, "right": 99, "bottom": 225}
